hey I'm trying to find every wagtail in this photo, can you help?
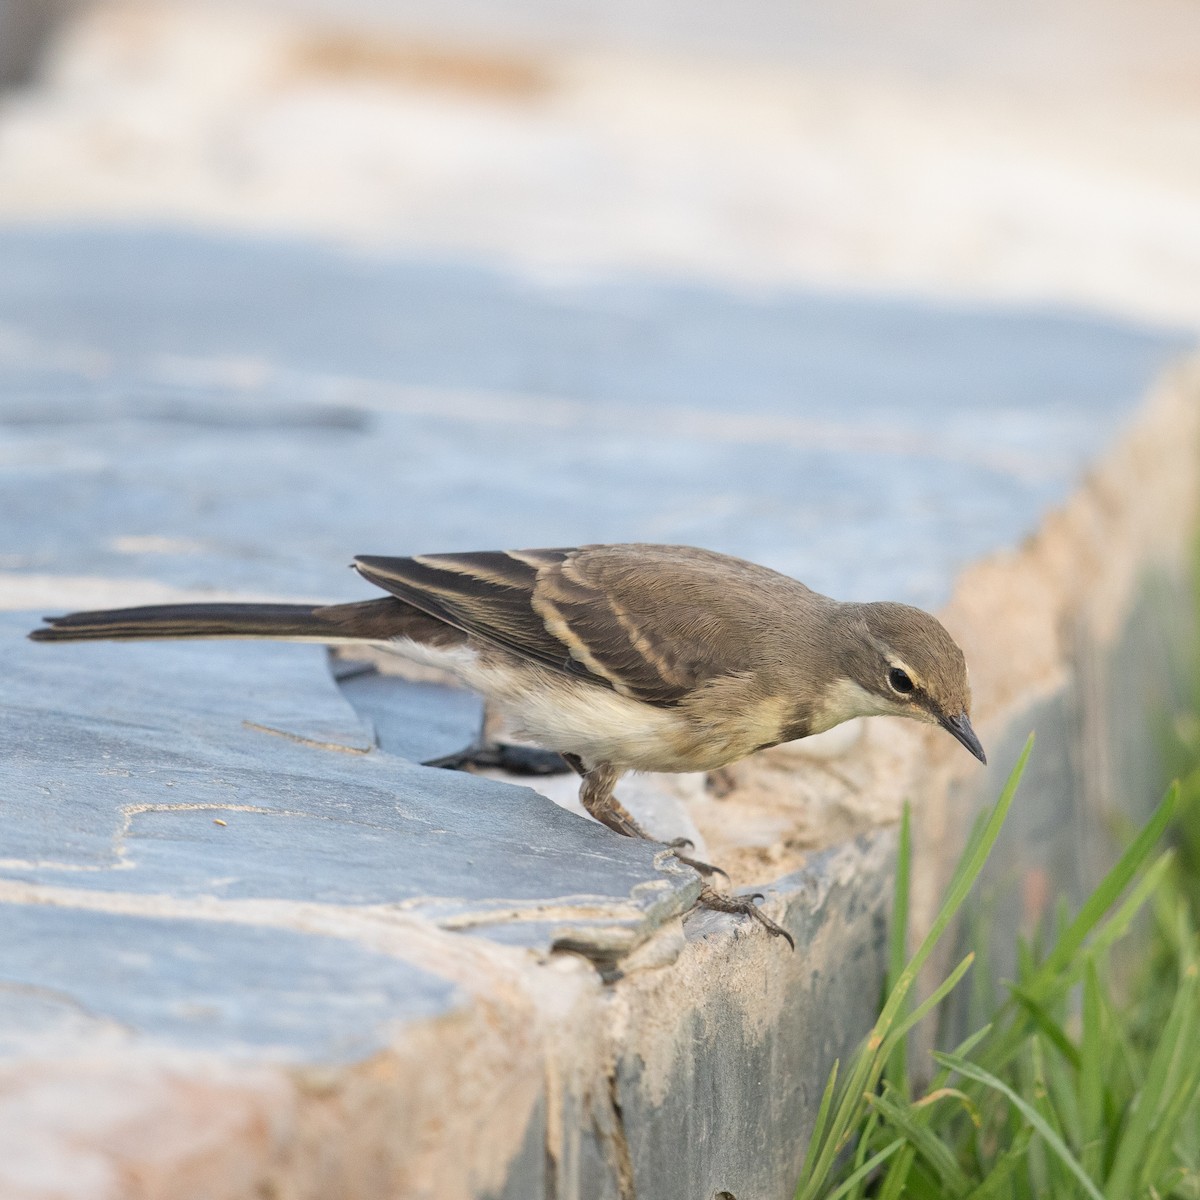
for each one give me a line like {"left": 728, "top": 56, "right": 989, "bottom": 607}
{"left": 30, "top": 544, "right": 985, "bottom": 946}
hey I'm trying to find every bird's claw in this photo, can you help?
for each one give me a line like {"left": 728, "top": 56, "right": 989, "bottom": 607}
{"left": 697, "top": 885, "right": 795, "bottom": 950}
{"left": 665, "top": 838, "right": 730, "bottom": 882}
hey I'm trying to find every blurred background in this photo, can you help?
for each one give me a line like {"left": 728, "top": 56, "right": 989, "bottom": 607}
{"left": 2, "top": 0, "right": 1200, "bottom": 324}
{"left": 3, "top": 0, "right": 1199, "bottom": 327}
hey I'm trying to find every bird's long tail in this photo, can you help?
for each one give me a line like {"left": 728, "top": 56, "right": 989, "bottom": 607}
{"left": 27, "top": 597, "right": 460, "bottom": 646}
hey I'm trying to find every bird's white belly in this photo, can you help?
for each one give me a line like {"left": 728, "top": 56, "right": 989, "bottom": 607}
{"left": 501, "top": 674, "right": 697, "bottom": 771}
{"left": 386, "top": 637, "right": 704, "bottom": 771}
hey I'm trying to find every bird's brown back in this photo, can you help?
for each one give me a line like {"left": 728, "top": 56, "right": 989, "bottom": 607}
{"left": 355, "top": 543, "right": 837, "bottom": 707}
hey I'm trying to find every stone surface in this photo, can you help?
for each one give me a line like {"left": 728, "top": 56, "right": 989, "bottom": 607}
{"left": 2, "top": 613, "right": 703, "bottom": 969}
{"left": 0, "top": 221, "right": 1196, "bottom": 1198}
{"left": 0, "top": 227, "right": 1187, "bottom": 609}
{"left": 333, "top": 661, "right": 485, "bottom": 764}
{"left": 0, "top": 902, "right": 455, "bottom": 1062}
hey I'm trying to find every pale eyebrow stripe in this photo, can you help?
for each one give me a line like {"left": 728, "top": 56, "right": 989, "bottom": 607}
{"left": 887, "top": 657, "right": 923, "bottom": 688}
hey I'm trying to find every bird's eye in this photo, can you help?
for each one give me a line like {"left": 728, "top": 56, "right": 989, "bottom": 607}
{"left": 888, "top": 667, "right": 915, "bottom": 695}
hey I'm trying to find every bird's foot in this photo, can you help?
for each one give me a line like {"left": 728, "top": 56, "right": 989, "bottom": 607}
{"left": 425, "top": 742, "right": 573, "bottom": 776}
{"left": 665, "top": 837, "right": 729, "bottom": 882}
{"left": 697, "top": 884, "right": 795, "bottom": 950}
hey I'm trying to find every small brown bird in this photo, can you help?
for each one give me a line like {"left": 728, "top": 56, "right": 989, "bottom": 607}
{"left": 30, "top": 544, "right": 985, "bottom": 946}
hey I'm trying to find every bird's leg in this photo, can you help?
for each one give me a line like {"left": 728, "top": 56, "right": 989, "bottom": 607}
{"left": 579, "top": 765, "right": 650, "bottom": 838}
{"left": 579, "top": 769, "right": 786, "bottom": 943}
{"left": 578, "top": 767, "right": 727, "bottom": 880}
{"left": 663, "top": 838, "right": 729, "bottom": 882}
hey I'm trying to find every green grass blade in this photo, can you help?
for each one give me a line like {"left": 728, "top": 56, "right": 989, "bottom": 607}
{"left": 868, "top": 1089, "right": 972, "bottom": 1197}
{"left": 1106, "top": 959, "right": 1200, "bottom": 1197}
{"left": 883, "top": 952, "right": 976, "bottom": 1054}
{"left": 883, "top": 737, "right": 1033, "bottom": 1029}
{"left": 934, "top": 1052, "right": 1104, "bottom": 1200}
{"left": 1095, "top": 965, "right": 1147, "bottom": 1097}
{"left": 876, "top": 1144, "right": 918, "bottom": 1200}
{"left": 850, "top": 1105, "right": 882, "bottom": 1184}
{"left": 1029, "top": 1032, "right": 1079, "bottom": 1195}
{"left": 984, "top": 837, "right": 1178, "bottom": 1080}
{"left": 1139, "top": 1052, "right": 1200, "bottom": 1196}
{"left": 1075, "top": 852, "right": 1175, "bottom": 969}
{"left": 962, "top": 1127, "right": 1034, "bottom": 1200}
{"left": 1079, "top": 957, "right": 1105, "bottom": 1182}
{"left": 1040, "top": 1031, "right": 1084, "bottom": 1160}
{"left": 886, "top": 803, "right": 913, "bottom": 1097}
{"left": 1006, "top": 983, "right": 1082, "bottom": 1070}
{"left": 794, "top": 737, "right": 1032, "bottom": 1199}
{"left": 1036, "top": 784, "right": 1178, "bottom": 983}
{"left": 823, "top": 1139, "right": 905, "bottom": 1200}
{"left": 945, "top": 1023, "right": 994, "bottom": 1064}
{"left": 796, "top": 1057, "right": 838, "bottom": 1195}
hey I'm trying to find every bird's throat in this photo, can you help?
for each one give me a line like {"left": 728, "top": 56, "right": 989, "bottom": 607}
{"left": 810, "top": 676, "right": 910, "bottom": 733}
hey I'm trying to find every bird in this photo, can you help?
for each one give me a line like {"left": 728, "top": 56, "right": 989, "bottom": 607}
{"left": 29, "top": 543, "right": 986, "bottom": 947}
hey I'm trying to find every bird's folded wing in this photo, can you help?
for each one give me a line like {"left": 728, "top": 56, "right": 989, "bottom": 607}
{"left": 353, "top": 545, "right": 772, "bottom": 706}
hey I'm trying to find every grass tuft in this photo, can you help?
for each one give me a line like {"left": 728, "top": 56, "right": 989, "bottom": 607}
{"left": 793, "top": 737, "right": 1200, "bottom": 1200}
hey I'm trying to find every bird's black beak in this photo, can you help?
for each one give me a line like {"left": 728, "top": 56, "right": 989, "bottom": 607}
{"left": 939, "top": 711, "right": 987, "bottom": 764}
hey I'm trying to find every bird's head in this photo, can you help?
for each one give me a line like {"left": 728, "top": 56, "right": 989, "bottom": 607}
{"left": 826, "top": 601, "right": 985, "bottom": 763}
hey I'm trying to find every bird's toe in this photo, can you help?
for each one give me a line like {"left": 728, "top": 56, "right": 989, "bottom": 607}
{"left": 696, "top": 885, "right": 794, "bottom": 950}
{"left": 668, "top": 845, "right": 730, "bottom": 882}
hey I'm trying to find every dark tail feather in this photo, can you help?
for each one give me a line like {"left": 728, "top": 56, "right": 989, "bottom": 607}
{"left": 28, "top": 598, "right": 461, "bottom": 646}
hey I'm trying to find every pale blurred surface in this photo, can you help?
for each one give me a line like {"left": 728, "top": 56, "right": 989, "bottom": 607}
{"left": 1, "top": 0, "right": 1198, "bottom": 327}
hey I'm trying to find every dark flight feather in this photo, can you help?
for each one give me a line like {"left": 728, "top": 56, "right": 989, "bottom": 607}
{"left": 353, "top": 550, "right": 590, "bottom": 678}
{"left": 29, "top": 598, "right": 460, "bottom": 647}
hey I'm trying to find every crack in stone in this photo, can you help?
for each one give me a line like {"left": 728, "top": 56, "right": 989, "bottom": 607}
{"left": 242, "top": 720, "right": 371, "bottom": 754}
{"left": 422, "top": 903, "right": 646, "bottom": 929}
{"left": 0, "top": 875, "right": 684, "bottom": 978}
{"left": 0, "top": 802, "right": 344, "bottom": 875}
{"left": 0, "top": 878, "right": 499, "bottom": 966}
{"left": 598, "top": 1064, "right": 636, "bottom": 1200}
